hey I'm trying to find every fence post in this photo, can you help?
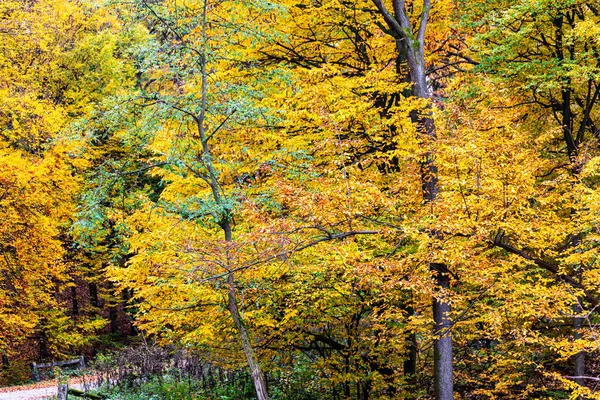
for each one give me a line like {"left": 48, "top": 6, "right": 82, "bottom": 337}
{"left": 31, "top": 362, "right": 39, "bottom": 382}
{"left": 58, "top": 384, "right": 69, "bottom": 400}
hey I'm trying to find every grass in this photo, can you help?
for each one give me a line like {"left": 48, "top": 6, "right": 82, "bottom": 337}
{"left": 98, "top": 375, "right": 256, "bottom": 400}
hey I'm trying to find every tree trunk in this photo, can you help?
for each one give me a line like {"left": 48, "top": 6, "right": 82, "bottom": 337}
{"left": 71, "top": 286, "right": 79, "bottom": 316}
{"left": 220, "top": 221, "right": 270, "bottom": 399}
{"left": 553, "top": 15, "right": 577, "bottom": 160}
{"left": 370, "top": 1, "right": 454, "bottom": 397}
{"left": 407, "top": 42, "right": 454, "bottom": 400}
{"left": 109, "top": 306, "right": 118, "bottom": 334}
{"left": 403, "top": 304, "right": 417, "bottom": 386}
{"left": 226, "top": 272, "right": 270, "bottom": 400}
{"left": 432, "top": 263, "right": 453, "bottom": 400}
{"left": 573, "top": 309, "right": 585, "bottom": 386}
{"left": 39, "top": 331, "right": 50, "bottom": 360}
{"left": 88, "top": 282, "right": 99, "bottom": 308}
{"left": 407, "top": 44, "right": 454, "bottom": 400}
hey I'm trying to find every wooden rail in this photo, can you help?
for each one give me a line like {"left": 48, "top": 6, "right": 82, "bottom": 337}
{"left": 31, "top": 356, "right": 85, "bottom": 381}
{"left": 58, "top": 384, "right": 106, "bottom": 399}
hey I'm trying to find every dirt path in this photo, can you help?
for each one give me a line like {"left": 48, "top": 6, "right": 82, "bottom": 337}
{"left": 0, "top": 383, "right": 90, "bottom": 399}
{"left": 0, "top": 378, "right": 97, "bottom": 400}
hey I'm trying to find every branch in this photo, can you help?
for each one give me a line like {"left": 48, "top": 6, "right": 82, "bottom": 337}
{"left": 392, "top": 0, "right": 412, "bottom": 32}
{"left": 490, "top": 230, "right": 599, "bottom": 307}
{"left": 148, "top": 299, "right": 219, "bottom": 311}
{"left": 183, "top": 162, "right": 211, "bottom": 184}
{"left": 371, "top": 0, "right": 404, "bottom": 37}
{"left": 444, "top": 51, "right": 479, "bottom": 66}
{"left": 355, "top": 213, "right": 404, "bottom": 230}
{"left": 534, "top": 163, "right": 570, "bottom": 178}
{"left": 197, "top": 230, "right": 379, "bottom": 283}
{"left": 116, "top": 162, "right": 169, "bottom": 176}
{"left": 417, "top": 0, "right": 431, "bottom": 46}
{"left": 156, "top": 99, "right": 199, "bottom": 122}
{"left": 308, "top": 332, "right": 346, "bottom": 351}
{"left": 204, "top": 108, "right": 237, "bottom": 144}
{"left": 563, "top": 376, "right": 600, "bottom": 382}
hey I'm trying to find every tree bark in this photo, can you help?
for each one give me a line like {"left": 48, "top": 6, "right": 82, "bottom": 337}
{"left": 109, "top": 305, "right": 118, "bottom": 334}
{"left": 553, "top": 15, "right": 578, "bottom": 159}
{"left": 432, "top": 264, "right": 453, "bottom": 400}
{"left": 88, "top": 282, "right": 99, "bottom": 308}
{"left": 226, "top": 272, "right": 270, "bottom": 400}
{"left": 370, "top": 2, "right": 454, "bottom": 398}
{"left": 402, "top": 304, "right": 417, "bottom": 386}
{"left": 71, "top": 286, "right": 79, "bottom": 316}
{"left": 573, "top": 307, "right": 585, "bottom": 386}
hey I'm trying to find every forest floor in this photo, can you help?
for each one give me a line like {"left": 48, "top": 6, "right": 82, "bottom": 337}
{"left": 0, "top": 377, "right": 96, "bottom": 399}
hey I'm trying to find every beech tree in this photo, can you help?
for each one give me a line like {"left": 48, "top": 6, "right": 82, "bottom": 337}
{"left": 460, "top": 0, "right": 600, "bottom": 394}
{"left": 4, "top": 0, "right": 600, "bottom": 398}
{"left": 257, "top": 0, "right": 456, "bottom": 396}
{"left": 0, "top": 0, "right": 134, "bottom": 370}
{"left": 366, "top": 1, "right": 454, "bottom": 398}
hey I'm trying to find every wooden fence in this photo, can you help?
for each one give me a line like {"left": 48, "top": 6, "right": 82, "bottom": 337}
{"left": 31, "top": 356, "right": 86, "bottom": 381}
{"left": 58, "top": 384, "right": 105, "bottom": 399}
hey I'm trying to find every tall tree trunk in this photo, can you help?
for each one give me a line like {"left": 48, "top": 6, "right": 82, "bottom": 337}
{"left": 432, "top": 264, "right": 453, "bottom": 400}
{"left": 405, "top": 22, "right": 453, "bottom": 400}
{"left": 39, "top": 331, "right": 49, "bottom": 360}
{"left": 71, "top": 285, "right": 79, "bottom": 316}
{"left": 415, "top": 87, "right": 454, "bottom": 400}
{"left": 226, "top": 273, "right": 270, "bottom": 400}
{"left": 370, "top": 1, "right": 454, "bottom": 398}
{"left": 402, "top": 304, "right": 417, "bottom": 386}
{"left": 88, "top": 282, "right": 99, "bottom": 308}
{"left": 550, "top": 19, "right": 589, "bottom": 386}
{"left": 573, "top": 304, "right": 585, "bottom": 386}
{"left": 109, "top": 305, "right": 118, "bottom": 334}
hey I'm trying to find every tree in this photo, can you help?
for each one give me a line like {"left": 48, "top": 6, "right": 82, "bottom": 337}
{"left": 461, "top": 0, "right": 600, "bottom": 394}
{"left": 76, "top": 0, "right": 290, "bottom": 397}
{"left": 52, "top": 0, "right": 600, "bottom": 398}
{"left": 0, "top": 0, "right": 137, "bottom": 376}
{"left": 346, "top": 0, "right": 454, "bottom": 397}
{"left": 251, "top": 0, "right": 460, "bottom": 396}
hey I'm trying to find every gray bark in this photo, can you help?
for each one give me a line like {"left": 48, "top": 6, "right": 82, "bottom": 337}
{"left": 432, "top": 264, "right": 453, "bottom": 400}
{"left": 370, "top": 1, "right": 453, "bottom": 398}
{"left": 574, "top": 312, "right": 585, "bottom": 385}
{"left": 227, "top": 272, "right": 270, "bottom": 400}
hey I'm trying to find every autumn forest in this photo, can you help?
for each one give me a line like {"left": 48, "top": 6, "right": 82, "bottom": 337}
{"left": 1, "top": 0, "right": 600, "bottom": 398}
